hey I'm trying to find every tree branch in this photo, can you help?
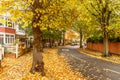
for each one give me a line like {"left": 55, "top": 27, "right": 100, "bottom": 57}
{"left": 83, "top": 4, "right": 98, "bottom": 17}
{"left": 90, "top": 3, "right": 101, "bottom": 17}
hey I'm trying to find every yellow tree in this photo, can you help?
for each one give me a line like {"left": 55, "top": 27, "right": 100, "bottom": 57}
{"left": 66, "top": 30, "right": 79, "bottom": 40}
{"left": 0, "top": 0, "right": 78, "bottom": 75}
{"left": 81, "top": 0, "right": 120, "bottom": 56}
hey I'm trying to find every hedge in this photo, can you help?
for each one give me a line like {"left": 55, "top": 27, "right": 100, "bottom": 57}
{"left": 87, "top": 36, "right": 120, "bottom": 43}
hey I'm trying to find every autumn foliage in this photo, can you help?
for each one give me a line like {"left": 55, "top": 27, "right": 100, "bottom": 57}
{"left": 0, "top": 49, "right": 87, "bottom": 80}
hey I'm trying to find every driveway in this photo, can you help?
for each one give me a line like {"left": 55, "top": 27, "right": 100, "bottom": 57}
{"left": 58, "top": 46, "right": 120, "bottom": 80}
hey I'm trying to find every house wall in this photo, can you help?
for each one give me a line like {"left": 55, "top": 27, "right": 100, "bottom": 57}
{"left": 0, "top": 27, "right": 16, "bottom": 34}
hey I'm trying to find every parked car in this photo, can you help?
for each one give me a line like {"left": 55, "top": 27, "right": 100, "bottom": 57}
{"left": 71, "top": 43, "right": 79, "bottom": 46}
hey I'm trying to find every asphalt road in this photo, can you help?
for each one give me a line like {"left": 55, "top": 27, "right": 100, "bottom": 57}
{"left": 58, "top": 46, "right": 120, "bottom": 80}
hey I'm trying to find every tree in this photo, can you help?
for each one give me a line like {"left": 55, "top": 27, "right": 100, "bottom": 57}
{"left": 82, "top": 0, "right": 120, "bottom": 56}
{"left": 29, "top": 0, "right": 45, "bottom": 75}
{"left": 66, "top": 30, "right": 78, "bottom": 40}
{"left": 71, "top": 1, "right": 93, "bottom": 48}
{"left": 0, "top": 60, "right": 1, "bottom": 68}
{"left": 73, "top": 20, "right": 87, "bottom": 48}
{"left": 42, "top": 28, "right": 62, "bottom": 47}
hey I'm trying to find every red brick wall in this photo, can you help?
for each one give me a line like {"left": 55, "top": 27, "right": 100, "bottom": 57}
{"left": 0, "top": 27, "right": 15, "bottom": 34}
{"left": 87, "top": 42, "right": 120, "bottom": 55}
{"left": 109, "top": 42, "right": 120, "bottom": 54}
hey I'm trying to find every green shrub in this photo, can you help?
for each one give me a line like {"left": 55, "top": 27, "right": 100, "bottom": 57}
{"left": 87, "top": 36, "right": 120, "bottom": 43}
{"left": 109, "top": 37, "right": 120, "bottom": 42}
{"left": 87, "top": 36, "right": 103, "bottom": 43}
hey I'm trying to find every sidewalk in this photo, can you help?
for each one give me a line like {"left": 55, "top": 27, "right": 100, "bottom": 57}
{"left": 78, "top": 48, "right": 120, "bottom": 64}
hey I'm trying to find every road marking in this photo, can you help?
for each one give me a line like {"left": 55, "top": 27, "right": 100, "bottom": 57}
{"left": 70, "top": 54, "right": 86, "bottom": 62}
{"left": 62, "top": 49, "right": 69, "bottom": 51}
{"left": 104, "top": 68, "right": 120, "bottom": 75}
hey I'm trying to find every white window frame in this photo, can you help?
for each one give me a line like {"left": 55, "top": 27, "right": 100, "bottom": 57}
{"left": 0, "top": 34, "right": 4, "bottom": 44}
{"left": 0, "top": 16, "right": 14, "bottom": 28}
{"left": 5, "top": 33, "right": 15, "bottom": 45}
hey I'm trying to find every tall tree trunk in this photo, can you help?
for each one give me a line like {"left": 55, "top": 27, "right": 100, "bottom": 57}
{"left": 0, "top": 60, "right": 1, "bottom": 68}
{"left": 30, "top": 0, "right": 45, "bottom": 76}
{"left": 79, "top": 29, "right": 83, "bottom": 48}
{"left": 103, "top": 31, "right": 109, "bottom": 57}
{"left": 30, "top": 26, "right": 45, "bottom": 76}
{"left": 52, "top": 39, "right": 55, "bottom": 47}
{"left": 49, "top": 38, "right": 52, "bottom": 48}
{"left": 58, "top": 38, "right": 61, "bottom": 46}
{"left": 62, "top": 31, "right": 65, "bottom": 46}
{"left": 42, "top": 39, "right": 46, "bottom": 48}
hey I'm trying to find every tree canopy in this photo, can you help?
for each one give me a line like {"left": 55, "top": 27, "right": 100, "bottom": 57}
{"left": 0, "top": 0, "right": 81, "bottom": 75}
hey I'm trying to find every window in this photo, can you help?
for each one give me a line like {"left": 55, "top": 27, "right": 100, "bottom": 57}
{"left": 0, "top": 16, "right": 14, "bottom": 28}
{"left": 0, "top": 16, "right": 4, "bottom": 27}
{"left": 0, "top": 34, "right": 3, "bottom": 44}
{"left": 5, "top": 35, "right": 15, "bottom": 44}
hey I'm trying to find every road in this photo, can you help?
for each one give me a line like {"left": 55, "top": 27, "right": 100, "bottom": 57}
{"left": 58, "top": 46, "right": 120, "bottom": 80}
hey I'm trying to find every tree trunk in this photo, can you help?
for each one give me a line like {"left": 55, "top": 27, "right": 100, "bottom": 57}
{"left": 52, "top": 39, "right": 55, "bottom": 47}
{"left": 49, "top": 38, "right": 52, "bottom": 48}
{"left": 42, "top": 39, "right": 45, "bottom": 48}
{"left": 103, "top": 31, "right": 109, "bottom": 57}
{"left": 58, "top": 38, "right": 61, "bottom": 46}
{"left": 62, "top": 31, "right": 65, "bottom": 46}
{"left": 79, "top": 29, "right": 83, "bottom": 48}
{"left": 30, "top": 26, "right": 45, "bottom": 76}
{"left": 30, "top": 0, "right": 45, "bottom": 76}
{"left": 0, "top": 60, "right": 1, "bottom": 68}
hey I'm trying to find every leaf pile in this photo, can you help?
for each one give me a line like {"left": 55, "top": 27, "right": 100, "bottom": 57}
{"left": 0, "top": 49, "right": 87, "bottom": 80}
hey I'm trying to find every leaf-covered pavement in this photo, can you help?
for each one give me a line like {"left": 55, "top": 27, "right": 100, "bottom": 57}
{"left": 59, "top": 48, "right": 120, "bottom": 80}
{"left": 0, "top": 49, "right": 88, "bottom": 80}
{"left": 78, "top": 49, "right": 120, "bottom": 64}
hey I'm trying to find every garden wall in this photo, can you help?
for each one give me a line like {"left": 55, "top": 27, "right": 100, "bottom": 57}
{"left": 87, "top": 42, "right": 120, "bottom": 55}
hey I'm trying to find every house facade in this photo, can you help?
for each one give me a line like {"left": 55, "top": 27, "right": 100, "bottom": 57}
{"left": 0, "top": 15, "right": 25, "bottom": 45}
